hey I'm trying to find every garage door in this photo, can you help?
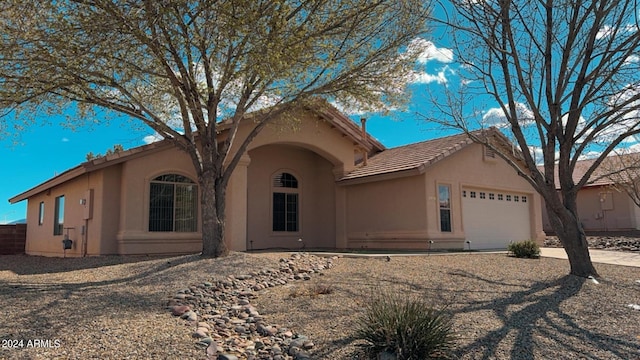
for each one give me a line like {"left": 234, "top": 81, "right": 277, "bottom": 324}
{"left": 461, "top": 188, "right": 531, "bottom": 250}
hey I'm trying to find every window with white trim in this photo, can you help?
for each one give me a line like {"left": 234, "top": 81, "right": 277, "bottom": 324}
{"left": 272, "top": 172, "right": 299, "bottom": 232}
{"left": 38, "top": 201, "right": 45, "bottom": 226}
{"left": 149, "top": 174, "right": 198, "bottom": 232}
{"left": 54, "top": 196, "right": 64, "bottom": 235}
{"left": 438, "top": 185, "right": 452, "bottom": 232}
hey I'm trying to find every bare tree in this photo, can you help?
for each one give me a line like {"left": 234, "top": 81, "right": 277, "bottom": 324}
{"left": 0, "top": 1, "right": 430, "bottom": 257}
{"left": 426, "top": 0, "right": 640, "bottom": 277}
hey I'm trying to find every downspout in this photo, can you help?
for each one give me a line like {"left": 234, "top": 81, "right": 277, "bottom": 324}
{"left": 360, "top": 118, "right": 368, "bottom": 166}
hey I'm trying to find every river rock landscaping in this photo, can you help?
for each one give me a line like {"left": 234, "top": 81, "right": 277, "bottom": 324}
{"left": 544, "top": 235, "right": 640, "bottom": 251}
{"left": 167, "top": 253, "right": 336, "bottom": 360}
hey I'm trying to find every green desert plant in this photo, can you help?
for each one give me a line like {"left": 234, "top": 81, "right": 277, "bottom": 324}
{"left": 355, "top": 292, "right": 455, "bottom": 359}
{"left": 507, "top": 240, "right": 541, "bottom": 259}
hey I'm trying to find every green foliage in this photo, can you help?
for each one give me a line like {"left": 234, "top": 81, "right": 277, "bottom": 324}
{"left": 86, "top": 144, "right": 124, "bottom": 161}
{"left": 507, "top": 240, "right": 541, "bottom": 259}
{"left": 355, "top": 292, "right": 455, "bottom": 360}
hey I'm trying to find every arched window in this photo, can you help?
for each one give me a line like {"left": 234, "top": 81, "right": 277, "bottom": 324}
{"left": 149, "top": 174, "right": 198, "bottom": 232}
{"left": 272, "top": 172, "right": 299, "bottom": 232}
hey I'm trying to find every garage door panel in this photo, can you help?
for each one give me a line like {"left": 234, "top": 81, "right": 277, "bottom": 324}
{"left": 462, "top": 188, "right": 530, "bottom": 250}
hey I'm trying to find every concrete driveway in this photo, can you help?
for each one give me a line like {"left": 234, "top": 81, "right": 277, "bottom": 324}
{"left": 540, "top": 247, "right": 640, "bottom": 268}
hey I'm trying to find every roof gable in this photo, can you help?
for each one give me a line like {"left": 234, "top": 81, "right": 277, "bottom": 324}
{"left": 339, "top": 128, "right": 502, "bottom": 183}
{"left": 9, "top": 101, "right": 382, "bottom": 203}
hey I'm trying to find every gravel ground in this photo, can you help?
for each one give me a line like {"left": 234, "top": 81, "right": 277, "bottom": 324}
{"left": 1, "top": 251, "right": 639, "bottom": 359}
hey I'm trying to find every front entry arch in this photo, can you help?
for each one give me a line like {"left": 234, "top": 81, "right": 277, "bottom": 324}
{"left": 246, "top": 144, "right": 336, "bottom": 250}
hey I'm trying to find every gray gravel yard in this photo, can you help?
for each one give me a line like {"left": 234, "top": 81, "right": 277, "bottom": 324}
{"left": 1, "top": 251, "right": 639, "bottom": 359}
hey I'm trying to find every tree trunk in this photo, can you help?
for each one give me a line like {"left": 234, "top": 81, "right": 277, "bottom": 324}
{"left": 199, "top": 172, "right": 229, "bottom": 258}
{"left": 546, "top": 197, "right": 599, "bottom": 278}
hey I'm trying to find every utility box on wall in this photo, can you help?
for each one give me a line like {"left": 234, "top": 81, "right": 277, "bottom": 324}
{"left": 82, "top": 189, "right": 94, "bottom": 220}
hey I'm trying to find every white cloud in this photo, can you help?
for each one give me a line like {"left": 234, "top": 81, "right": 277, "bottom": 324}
{"left": 596, "top": 24, "right": 639, "bottom": 40}
{"left": 624, "top": 54, "right": 640, "bottom": 65}
{"left": 481, "top": 102, "right": 535, "bottom": 128}
{"left": 61, "top": 137, "right": 69, "bottom": 142}
{"left": 412, "top": 66, "right": 455, "bottom": 85}
{"left": 596, "top": 25, "right": 614, "bottom": 40}
{"left": 143, "top": 134, "right": 163, "bottom": 144}
{"left": 408, "top": 38, "right": 454, "bottom": 64}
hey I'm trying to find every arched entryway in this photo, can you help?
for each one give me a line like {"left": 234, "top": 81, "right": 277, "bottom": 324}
{"left": 246, "top": 144, "right": 337, "bottom": 250}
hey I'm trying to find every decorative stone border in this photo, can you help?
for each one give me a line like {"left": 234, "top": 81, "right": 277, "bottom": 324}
{"left": 167, "top": 253, "right": 337, "bottom": 359}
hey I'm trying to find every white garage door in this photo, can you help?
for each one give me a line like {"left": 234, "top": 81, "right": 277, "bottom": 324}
{"left": 462, "top": 188, "right": 531, "bottom": 250}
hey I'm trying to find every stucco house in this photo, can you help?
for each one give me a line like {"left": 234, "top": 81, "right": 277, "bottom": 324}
{"left": 9, "top": 104, "right": 545, "bottom": 257}
{"left": 542, "top": 155, "right": 640, "bottom": 233}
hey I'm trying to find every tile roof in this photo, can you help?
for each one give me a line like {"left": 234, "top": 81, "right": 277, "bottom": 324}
{"left": 546, "top": 152, "right": 640, "bottom": 189}
{"left": 339, "top": 129, "right": 492, "bottom": 182}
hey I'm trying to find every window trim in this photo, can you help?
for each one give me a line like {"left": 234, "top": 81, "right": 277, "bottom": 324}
{"left": 271, "top": 170, "right": 301, "bottom": 234}
{"left": 53, "top": 195, "right": 64, "bottom": 236}
{"left": 38, "top": 201, "right": 45, "bottom": 226}
{"left": 438, "top": 184, "right": 452, "bottom": 233}
{"left": 148, "top": 173, "right": 198, "bottom": 233}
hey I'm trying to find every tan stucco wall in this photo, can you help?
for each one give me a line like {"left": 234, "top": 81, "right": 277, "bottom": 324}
{"left": 343, "top": 143, "right": 544, "bottom": 250}
{"left": 24, "top": 169, "right": 111, "bottom": 257}
{"left": 116, "top": 147, "right": 202, "bottom": 255}
{"left": 246, "top": 144, "right": 337, "bottom": 250}
{"left": 426, "top": 143, "right": 544, "bottom": 246}
{"left": 243, "top": 109, "right": 358, "bottom": 175}
{"left": 542, "top": 186, "right": 640, "bottom": 232}
{"left": 345, "top": 174, "right": 428, "bottom": 249}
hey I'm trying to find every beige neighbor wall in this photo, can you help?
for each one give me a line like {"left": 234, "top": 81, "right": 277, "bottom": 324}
{"left": 116, "top": 146, "right": 202, "bottom": 255}
{"left": 25, "top": 169, "right": 113, "bottom": 257}
{"left": 344, "top": 143, "right": 544, "bottom": 250}
{"left": 542, "top": 185, "right": 640, "bottom": 232}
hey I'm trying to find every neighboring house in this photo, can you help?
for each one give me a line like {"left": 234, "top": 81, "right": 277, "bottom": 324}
{"left": 9, "top": 104, "right": 544, "bottom": 257}
{"left": 542, "top": 155, "right": 640, "bottom": 233}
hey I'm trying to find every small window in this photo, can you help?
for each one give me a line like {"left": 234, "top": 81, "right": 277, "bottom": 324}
{"left": 489, "top": 193, "right": 495, "bottom": 200}
{"left": 462, "top": 190, "right": 467, "bottom": 198}
{"left": 514, "top": 195, "right": 519, "bottom": 202}
{"left": 498, "top": 194, "right": 503, "bottom": 201}
{"left": 438, "top": 185, "right": 452, "bottom": 232}
{"left": 470, "top": 191, "right": 476, "bottom": 198}
{"left": 479, "top": 192, "right": 486, "bottom": 199}
{"left": 54, "top": 195, "right": 65, "bottom": 236}
{"left": 506, "top": 195, "right": 512, "bottom": 201}
{"left": 522, "top": 196, "right": 527, "bottom": 203}
{"left": 38, "top": 201, "right": 45, "bottom": 226}
{"left": 273, "top": 172, "right": 298, "bottom": 188}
